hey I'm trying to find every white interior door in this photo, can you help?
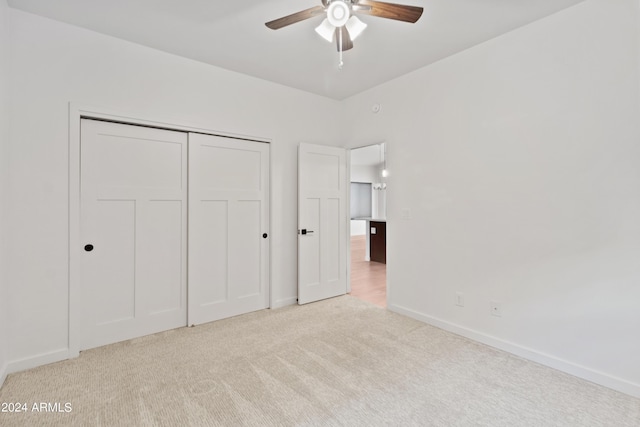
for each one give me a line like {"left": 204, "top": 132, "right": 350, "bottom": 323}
{"left": 188, "top": 133, "right": 270, "bottom": 325}
{"left": 298, "top": 143, "right": 348, "bottom": 304}
{"left": 80, "top": 119, "right": 187, "bottom": 350}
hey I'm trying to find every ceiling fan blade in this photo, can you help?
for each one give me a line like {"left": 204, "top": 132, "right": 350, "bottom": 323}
{"left": 335, "top": 27, "right": 353, "bottom": 52}
{"left": 265, "top": 6, "right": 326, "bottom": 30}
{"left": 355, "top": 0, "right": 423, "bottom": 23}
{"left": 352, "top": 5, "right": 372, "bottom": 12}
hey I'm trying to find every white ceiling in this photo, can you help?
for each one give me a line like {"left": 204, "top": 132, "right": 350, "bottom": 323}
{"left": 8, "top": 0, "right": 585, "bottom": 100}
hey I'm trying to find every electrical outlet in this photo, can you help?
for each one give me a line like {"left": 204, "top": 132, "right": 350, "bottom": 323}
{"left": 455, "top": 292, "right": 465, "bottom": 307}
{"left": 490, "top": 301, "right": 502, "bottom": 317}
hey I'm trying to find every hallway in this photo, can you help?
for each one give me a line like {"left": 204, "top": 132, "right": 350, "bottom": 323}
{"left": 349, "top": 235, "right": 387, "bottom": 308}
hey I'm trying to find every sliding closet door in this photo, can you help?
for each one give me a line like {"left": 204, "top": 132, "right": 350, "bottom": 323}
{"left": 188, "top": 134, "right": 270, "bottom": 325}
{"left": 79, "top": 119, "right": 187, "bottom": 350}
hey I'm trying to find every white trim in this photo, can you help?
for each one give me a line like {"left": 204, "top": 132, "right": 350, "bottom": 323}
{"left": 389, "top": 303, "right": 640, "bottom": 399}
{"left": 69, "top": 103, "right": 271, "bottom": 143}
{"left": 268, "top": 141, "right": 275, "bottom": 311}
{"left": 0, "top": 361, "right": 7, "bottom": 389}
{"left": 68, "top": 102, "right": 273, "bottom": 357}
{"left": 68, "top": 103, "right": 81, "bottom": 358}
{"left": 6, "top": 349, "right": 71, "bottom": 376}
{"left": 382, "top": 143, "right": 389, "bottom": 308}
{"left": 345, "top": 149, "right": 351, "bottom": 294}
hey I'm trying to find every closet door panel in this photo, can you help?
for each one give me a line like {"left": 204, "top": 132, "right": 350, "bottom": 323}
{"left": 79, "top": 119, "right": 187, "bottom": 350}
{"left": 188, "top": 133, "right": 270, "bottom": 325}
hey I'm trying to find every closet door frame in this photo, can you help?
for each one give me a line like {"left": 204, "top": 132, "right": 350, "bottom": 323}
{"left": 68, "top": 103, "right": 272, "bottom": 358}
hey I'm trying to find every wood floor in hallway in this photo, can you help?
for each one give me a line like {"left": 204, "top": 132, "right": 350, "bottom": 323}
{"left": 349, "top": 235, "right": 387, "bottom": 308}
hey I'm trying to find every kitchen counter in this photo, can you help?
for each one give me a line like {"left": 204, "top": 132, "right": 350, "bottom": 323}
{"left": 351, "top": 218, "right": 386, "bottom": 263}
{"left": 352, "top": 217, "right": 386, "bottom": 222}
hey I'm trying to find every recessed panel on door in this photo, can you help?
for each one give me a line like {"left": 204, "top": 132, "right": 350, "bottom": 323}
{"left": 197, "top": 201, "right": 229, "bottom": 305}
{"left": 231, "top": 200, "right": 262, "bottom": 299}
{"left": 326, "top": 197, "right": 341, "bottom": 282}
{"left": 91, "top": 200, "right": 136, "bottom": 325}
{"left": 198, "top": 146, "right": 262, "bottom": 190}
{"left": 138, "top": 200, "right": 184, "bottom": 314}
{"left": 299, "top": 198, "right": 321, "bottom": 288}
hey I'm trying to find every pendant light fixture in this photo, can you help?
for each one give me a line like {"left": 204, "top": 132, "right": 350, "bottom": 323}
{"left": 381, "top": 143, "right": 388, "bottom": 178}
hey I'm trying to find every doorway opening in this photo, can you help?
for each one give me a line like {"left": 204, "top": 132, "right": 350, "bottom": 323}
{"left": 349, "top": 144, "right": 387, "bottom": 308}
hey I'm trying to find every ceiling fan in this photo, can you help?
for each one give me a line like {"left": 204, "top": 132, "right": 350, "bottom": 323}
{"left": 265, "top": 0, "right": 423, "bottom": 65}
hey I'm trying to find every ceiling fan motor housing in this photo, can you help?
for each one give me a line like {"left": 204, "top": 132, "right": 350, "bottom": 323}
{"left": 327, "top": 0, "right": 350, "bottom": 27}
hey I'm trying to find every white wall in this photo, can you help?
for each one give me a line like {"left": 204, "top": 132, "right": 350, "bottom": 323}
{"left": 0, "top": 0, "right": 10, "bottom": 387}
{"left": 350, "top": 164, "right": 377, "bottom": 235}
{"left": 344, "top": 0, "right": 640, "bottom": 397}
{"left": 350, "top": 221, "right": 366, "bottom": 237}
{"left": 350, "top": 162, "right": 387, "bottom": 235}
{"left": 5, "top": 9, "right": 344, "bottom": 372}
{"left": 351, "top": 164, "right": 379, "bottom": 184}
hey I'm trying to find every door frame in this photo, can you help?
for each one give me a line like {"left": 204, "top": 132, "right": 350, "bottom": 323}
{"left": 68, "top": 103, "right": 272, "bottom": 357}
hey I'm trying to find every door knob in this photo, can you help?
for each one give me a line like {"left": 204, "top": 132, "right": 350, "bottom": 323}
{"left": 263, "top": 233, "right": 268, "bottom": 238}
{"left": 300, "top": 229, "right": 315, "bottom": 235}
{"left": 84, "top": 244, "right": 94, "bottom": 252}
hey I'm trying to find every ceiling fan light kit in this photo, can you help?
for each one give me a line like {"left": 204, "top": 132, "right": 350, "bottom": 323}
{"left": 315, "top": 18, "right": 335, "bottom": 42}
{"left": 345, "top": 16, "right": 367, "bottom": 40}
{"left": 266, "top": 0, "right": 423, "bottom": 68}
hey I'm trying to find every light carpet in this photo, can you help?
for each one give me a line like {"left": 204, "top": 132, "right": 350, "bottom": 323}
{"left": 1, "top": 296, "right": 639, "bottom": 426}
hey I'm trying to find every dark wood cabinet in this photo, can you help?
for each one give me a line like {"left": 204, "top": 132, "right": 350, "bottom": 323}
{"left": 370, "top": 221, "right": 386, "bottom": 264}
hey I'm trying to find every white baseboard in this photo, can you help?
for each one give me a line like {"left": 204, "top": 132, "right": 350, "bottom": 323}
{"left": 272, "top": 296, "right": 298, "bottom": 309}
{"left": 0, "top": 361, "right": 7, "bottom": 389}
{"left": 6, "top": 349, "right": 71, "bottom": 377}
{"left": 389, "top": 303, "right": 640, "bottom": 399}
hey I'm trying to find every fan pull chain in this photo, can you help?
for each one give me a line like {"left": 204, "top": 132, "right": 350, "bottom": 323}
{"left": 338, "top": 29, "right": 344, "bottom": 70}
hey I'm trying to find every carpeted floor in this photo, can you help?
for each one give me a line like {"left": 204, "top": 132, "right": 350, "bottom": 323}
{"left": 1, "top": 296, "right": 639, "bottom": 426}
